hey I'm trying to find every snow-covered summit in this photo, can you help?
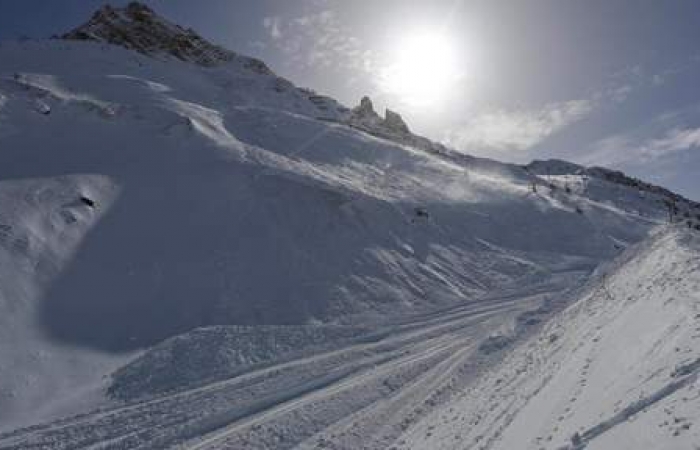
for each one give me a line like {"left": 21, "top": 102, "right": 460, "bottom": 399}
{"left": 55, "top": 1, "right": 700, "bottom": 214}
{"left": 59, "top": 2, "right": 468, "bottom": 162}
{"left": 62, "top": 1, "right": 269, "bottom": 71}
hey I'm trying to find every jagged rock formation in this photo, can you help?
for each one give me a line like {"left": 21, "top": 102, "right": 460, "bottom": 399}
{"left": 61, "top": 3, "right": 440, "bottom": 157}
{"left": 342, "top": 95, "right": 456, "bottom": 161}
{"left": 61, "top": 2, "right": 693, "bottom": 217}
{"left": 348, "top": 97, "right": 410, "bottom": 135}
{"left": 355, "top": 96, "right": 377, "bottom": 117}
{"left": 62, "top": 1, "right": 270, "bottom": 71}
{"left": 384, "top": 108, "right": 410, "bottom": 134}
{"left": 349, "top": 96, "right": 382, "bottom": 125}
{"left": 346, "top": 96, "right": 411, "bottom": 135}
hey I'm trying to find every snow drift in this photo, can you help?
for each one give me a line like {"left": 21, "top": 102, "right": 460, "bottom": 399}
{"left": 0, "top": 3, "right": 698, "bottom": 444}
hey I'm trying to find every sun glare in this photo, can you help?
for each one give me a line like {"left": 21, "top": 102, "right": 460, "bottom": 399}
{"left": 380, "top": 31, "right": 465, "bottom": 108}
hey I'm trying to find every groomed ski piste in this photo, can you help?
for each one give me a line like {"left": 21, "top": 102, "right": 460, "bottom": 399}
{"left": 402, "top": 228, "right": 700, "bottom": 450}
{"left": 0, "top": 4, "right": 699, "bottom": 449}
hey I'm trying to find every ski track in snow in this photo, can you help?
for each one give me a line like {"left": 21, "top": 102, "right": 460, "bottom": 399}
{"left": 400, "top": 229, "right": 700, "bottom": 450}
{"left": 0, "top": 34, "right": 698, "bottom": 450}
{"left": 0, "top": 272, "right": 577, "bottom": 450}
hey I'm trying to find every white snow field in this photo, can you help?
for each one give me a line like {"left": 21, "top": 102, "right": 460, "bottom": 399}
{"left": 402, "top": 228, "right": 700, "bottom": 450}
{"left": 0, "top": 3, "right": 699, "bottom": 449}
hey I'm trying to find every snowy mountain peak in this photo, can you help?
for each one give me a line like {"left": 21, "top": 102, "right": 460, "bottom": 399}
{"left": 62, "top": 2, "right": 270, "bottom": 71}
{"left": 61, "top": 3, "right": 433, "bottom": 151}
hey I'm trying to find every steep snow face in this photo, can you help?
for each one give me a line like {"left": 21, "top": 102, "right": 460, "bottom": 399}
{"left": 0, "top": 15, "right": 687, "bottom": 431}
{"left": 403, "top": 227, "right": 700, "bottom": 449}
{"left": 0, "top": 39, "right": 663, "bottom": 347}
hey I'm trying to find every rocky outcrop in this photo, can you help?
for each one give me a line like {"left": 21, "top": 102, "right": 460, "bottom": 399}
{"left": 340, "top": 95, "right": 457, "bottom": 159}
{"left": 348, "top": 96, "right": 410, "bottom": 135}
{"left": 62, "top": 2, "right": 270, "bottom": 71}
{"left": 350, "top": 96, "right": 381, "bottom": 123}
{"left": 62, "top": 2, "right": 451, "bottom": 160}
{"left": 384, "top": 108, "right": 410, "bottom": 134}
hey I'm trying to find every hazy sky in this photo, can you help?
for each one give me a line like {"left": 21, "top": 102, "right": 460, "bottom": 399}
{"left": 1, "top": 0, "right": 699, "bottom": 199}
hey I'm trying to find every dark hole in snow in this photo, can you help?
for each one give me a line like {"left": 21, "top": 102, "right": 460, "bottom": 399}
{"left": 80, "top": 196, "right": 96, "bottom": 208}
{"left": 414, "top": 207, "right": 430, "bottom": 218}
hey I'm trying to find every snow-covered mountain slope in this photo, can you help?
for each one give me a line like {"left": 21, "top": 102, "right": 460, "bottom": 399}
{"left": 62, "top": 2, "right": 268, "bottom": 70}
{"left": 401, "top": 227, "right": 700, "bottom": 450}
{"left": 528, "top": 158, "right": 700, "bottom": 216}
{"left": 0, "top": 2, "right": 698, "bottom": 443}
{"left": 4, "top": 229, "right": 697, "bottom": 450}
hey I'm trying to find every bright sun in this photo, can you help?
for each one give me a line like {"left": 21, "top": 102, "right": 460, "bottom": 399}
{"left": 380, "top": 31, "right": 464, "bottom": 108}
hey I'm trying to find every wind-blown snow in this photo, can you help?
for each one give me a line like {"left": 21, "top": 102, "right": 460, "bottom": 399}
{"left": 0, "top": 23, "right": 697, "bottom": 447}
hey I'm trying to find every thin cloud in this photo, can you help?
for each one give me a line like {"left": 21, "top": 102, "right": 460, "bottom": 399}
{"left": 586, "top": 126, "right": 700, "bottom": 166}
{"left": 264, "top": 10, "right": 375, "bottom": 76}
{"left": 262, "top": 16, "right": 283, "bottom": 40}
{"left": 442, "top": 57, "right": 698, "bottom": 160}
{"left": 443, "top": 99, "right": 594, "bottom": 157}
{"left": 602, "top": 56, "right": 700, "bottom": 95}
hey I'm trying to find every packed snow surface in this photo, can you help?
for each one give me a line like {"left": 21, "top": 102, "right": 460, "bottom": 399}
{"left": 403, "top": 228, "right": 700, "bottom": 450}
{"left": 0, "top": 5, "right": 699, "bottom": 447}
